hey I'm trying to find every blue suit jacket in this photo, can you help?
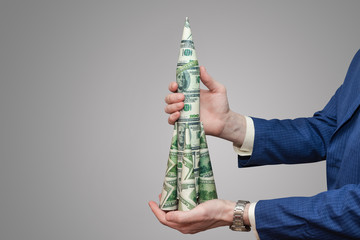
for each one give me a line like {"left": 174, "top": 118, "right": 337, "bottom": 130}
{"left": 239, "top": 49, "right": 360, "bottom": 239}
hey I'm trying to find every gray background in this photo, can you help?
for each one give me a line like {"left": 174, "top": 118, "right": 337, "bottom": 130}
{"left": 1, "top": 0, "right": 360, "bottom": 239}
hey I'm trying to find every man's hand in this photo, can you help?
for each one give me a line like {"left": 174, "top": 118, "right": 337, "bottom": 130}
{"left": 165, "top": 66, "right": 230, "bottom": 136}
{"left": 148, "top": 198, "right": 236, "bottom": 234}
{"left": 164, "top": 66, "right": 247, "bottom": 147}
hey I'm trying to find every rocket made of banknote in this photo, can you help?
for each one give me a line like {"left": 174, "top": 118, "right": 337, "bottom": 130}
{"left": 160, "top": 17, "right": 218, "bottom": 211}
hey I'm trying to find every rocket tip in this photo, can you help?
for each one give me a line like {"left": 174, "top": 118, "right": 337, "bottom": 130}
{"left": 185, "top": 17, "right": 189, "bottom": 21}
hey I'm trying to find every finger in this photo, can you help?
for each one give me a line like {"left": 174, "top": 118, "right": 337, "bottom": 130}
{"left": 166, "top": 207, "right": 205, "bottom": 224}
{"left": 164, "top": 93, "right": 184, "bottom": 104}
{"left": 168, "top": 112, "right": 180, "bottom": 125}
{"left": 165, "top": 102, "right": 184, "bottom": 114}
{"left": 158, "top": 194, "right": 161, "bottom": 202}
{"left": 148, "top": 201, "right": 168, "bottom": 225}
{"left": 199, "top": 66, "right": 223, "bottom": 92}
{"left": 148, "top": 201, "right": 182, "bottom": 229}
{"left": 168, "top": 82, "right": 178, "bottom": 93}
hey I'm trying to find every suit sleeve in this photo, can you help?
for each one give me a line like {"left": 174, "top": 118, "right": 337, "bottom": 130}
{"left": 238, "top": 85, "right": 341, "bottom": 167}
{"left": 255, "top": 184, "right": 360, "bottom": 239}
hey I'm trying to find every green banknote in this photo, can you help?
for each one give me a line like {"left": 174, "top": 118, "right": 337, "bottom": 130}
{"left": 159, "top": 125, "right": 178, "bottom": 210}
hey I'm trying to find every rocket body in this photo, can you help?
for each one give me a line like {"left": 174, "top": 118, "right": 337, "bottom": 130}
{"left": 160, "top": 18, "right": 217, "bottom": 211}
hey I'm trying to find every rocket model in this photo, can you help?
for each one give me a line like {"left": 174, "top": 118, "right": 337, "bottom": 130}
{"left": 160, "top": 17, "right": 218, "bottom": 211}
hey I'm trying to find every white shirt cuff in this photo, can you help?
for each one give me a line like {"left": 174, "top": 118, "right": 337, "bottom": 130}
{"left": 233, "top": 116, "right": 255, "bottom": 156}
{"left": 249, "top": 202, "right": 260, "bottom": 240}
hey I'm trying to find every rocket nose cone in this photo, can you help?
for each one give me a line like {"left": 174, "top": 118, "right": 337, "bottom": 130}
{"left": 182, "top": 17, "right": 192, "bottom": 41}
{"left": 185, "top": 17, "right": 190, "bottom": 27}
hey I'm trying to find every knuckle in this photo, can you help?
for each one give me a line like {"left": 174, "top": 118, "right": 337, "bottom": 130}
{"left": 169, "top": 104, "right": 175, "bottom": 113}
{"left": 167, "top": 94, "right": 176, "bottom": 104}
{"left": 170, "top": 112, "right": 179, "bottom": 123}
{"left": 165, "top": 105, "right": 172, "bottom": 114}
{"left": 177, "top": 102, "right": 183, "bottom": 109}
{"left": 175, "top": 94, "right": 182, "bottom": 102}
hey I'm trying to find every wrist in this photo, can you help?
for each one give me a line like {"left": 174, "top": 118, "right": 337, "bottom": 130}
{"left": 224, "top": 201, "right": 237, "bottom": 225}
{"left": 218, "top": 111, "right": 246, "bottom": 147}
{"left": 243, "top": 203, "right": 250, "bottom": 226}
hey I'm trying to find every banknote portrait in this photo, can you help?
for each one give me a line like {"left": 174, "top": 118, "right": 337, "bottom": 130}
{"left": 177, "top": 70, "right": 190, "bottom": 91}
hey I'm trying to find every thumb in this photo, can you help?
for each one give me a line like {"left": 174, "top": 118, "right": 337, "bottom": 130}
{"left": 165, "top": 208, "right": 203, "bottom": 224}
{"left": 199, "top": 66, "right": 223, "bottom": 92}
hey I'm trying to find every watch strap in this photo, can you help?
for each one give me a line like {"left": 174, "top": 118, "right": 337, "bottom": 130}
{"left": 230, "top": 200, "right": 251, "bottom": 232}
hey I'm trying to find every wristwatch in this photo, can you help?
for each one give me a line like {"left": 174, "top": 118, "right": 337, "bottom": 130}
{"left": 230, "top": 200, "right": 251, "bottom": 231}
